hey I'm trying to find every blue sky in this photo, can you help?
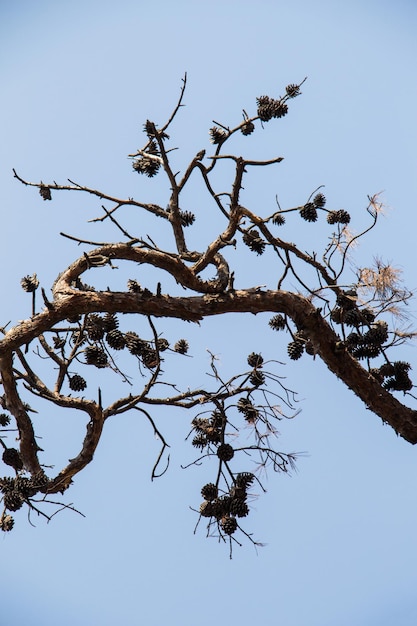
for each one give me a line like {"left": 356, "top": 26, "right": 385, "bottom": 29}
{"left": 1, "top": 1, "right": 417, "bottom": 624}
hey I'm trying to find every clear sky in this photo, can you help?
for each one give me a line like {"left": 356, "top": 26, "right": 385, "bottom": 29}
{"left": 1, "top": 1, "right": 417, "bottom": 625}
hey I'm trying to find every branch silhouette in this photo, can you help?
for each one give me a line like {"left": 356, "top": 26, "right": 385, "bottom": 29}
{"left": 1, "top": 76, "right": 415, "bottom": 551}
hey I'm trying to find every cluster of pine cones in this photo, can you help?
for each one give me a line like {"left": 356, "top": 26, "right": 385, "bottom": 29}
{"left": 199, "top": 473, "right": 255, "bottom": 537}
{"left": 0, "top": 472, "right": 49, "bottom": 532}
{"left": 191, "top": 353, "right": 268, "bottom": 538}
{"left": 52, "top": 310, "right": 189, "bottom": 392}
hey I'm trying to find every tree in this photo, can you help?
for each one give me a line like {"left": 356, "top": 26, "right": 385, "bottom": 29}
{"left": 1, "top": 76, "right": 415, "bottom": 552}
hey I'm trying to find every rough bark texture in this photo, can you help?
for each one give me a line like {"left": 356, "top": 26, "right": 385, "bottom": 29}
{"left": 2, "top": 78, "right": 415, "bottom": 537}
{"left": 2, "top": 286, "right": 416, "bottom": 453}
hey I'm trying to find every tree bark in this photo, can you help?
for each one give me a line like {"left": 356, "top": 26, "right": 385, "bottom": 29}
{"left": 1, "top": 286, "right": 416, "bottom": 443}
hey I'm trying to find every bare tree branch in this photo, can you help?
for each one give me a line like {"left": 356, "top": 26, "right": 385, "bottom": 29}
{"left": 1, "top": 77, "right": 415, "bottom": 549}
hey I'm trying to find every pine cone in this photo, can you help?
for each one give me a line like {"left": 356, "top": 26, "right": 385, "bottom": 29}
{"left": 132, "top": 156, "right": 160, "bottom": 177}
{"left": 106, "top": 330, "right": 126, "bottom": 350}
{"left": 20, "top": 274, "right": 39, "bottom": 292}
{"left": 86, "top": 314, "right": 105, "bottom": 341}
{"left": 125, "top": 332, "right": 147, "bottom": 356}
{"left": 14, "top": 475, "right": 37, "bottom": 498}
{"left": 212, "top": 496, "right": 231, "bottom": 518}
{"left": 127, "top": 279, "right": 142, "bottom": 293}
{"left": 237, "top": 398, "right": 259, "bottom": 423}
{"left": 287, "top": 340, "right": 304, "bottom": 360}
{"left": 250, "top": 370, "right": 265, "bottom": 387}
{"left": 257, "top": 96, "right": 288, "bottom": 121}
{"left": 192, "top": 434, "right": 208, "bottom": 449}
{"left": 217, "top": 443, "right": 234, "bottom": 462}
{"left": 30, "top": 471, "right": 49, "bottom": 493}
{"left": 209, "top": 126, "right": 228, "bottom": 144}
{"left": 345, "top": 332, "right": 362, "bottom": 352}
{"left": 39, "top": 185, "right": 52, "bottom": 200}
{"left": 235, "top": 472, "right": 255, "bottom": 488}
{"left": 69, "top": 374, "right": 87, "bottom": 392}
{"left": 241, "top": 121, "right": 255, "bottom": 135}
{"left": 269, "top": 314, "right": 286, "bottom": 330}
{"left": 383, "top": 362, "right": 412, "bottom": 392}
{"left": 174, "top": 339, "right": 189, "bottom": 354}
{"left": 256, "top": 95, "right": 274, "bottom": 122}
{"left": 2, "top": 448, "right": 24, "bottom": 471}
{"left": 192, "top": 417, "right": 210, "bottom": 432}
{"left": 179, "top": 210, "right": 196, "bottom": 227}
{"left": 344, "top": 309, "right": 363, "bottom": 327}
{"left": 271, "top": 212, "right": 285, "bottom": 226}
{"left": 220, "top": 515, "right": 238, "bottom": 535}
{"left": 242, "top": 230, "right": 265, "bottom": 255}
{"left": 0, "top": 514, "right": 14, "bottom": 531}
{"left": 247, "top": 352, "right": 264, "bottom": 368}
{"left": 156, "top": 338, "right": 170, "bottom": 352}
{"left": 141, "top": 348, "right": 159, "bottom": 369}
{"left": 364, "top": 321, "right": 388, "bottom": 345}
{"left": 201, "top": 483, "right": 218, "bottom": 501}
{"left": 313, "top": 193, "right": 326, "bottom": 208}
{"left": 84, "top": 345, "right": 108, "bottom": 368}
{"left": 351, "top": 343, "right": 381, "bottom": 359}
{"left": 230, "top": 498, "right": 249, "bottom": 517}
{"left": 4, "top": 491, "right": 24, "bottom": 512}
{"left": 237, "top": 398, "right": 252, "bottom": 414}
{"left": 300, "top": 203, "right": 318, "bottom": 222}
{"left": 285, "top": 83, "right": 301, "bottom": 98}
{"left": 102, "top": 313, "right": 119, "bottom": 331}
{"left": 337, "top": 290, "right": 357, "bottom": 310}
{"left": 327, "top": 209, "right": 351, "bottom": 224}
{"left": 0, "top": 413, "right": 11, "bottom": 427}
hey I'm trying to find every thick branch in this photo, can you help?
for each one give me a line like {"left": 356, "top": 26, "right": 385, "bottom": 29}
{"left": 0, "top": 353, "right": 42, "bottom": 474}
{"left": 52, "top": 243, "right": 230, "bottom": 296}
{"left": 47, "top": 403, "right": 105, "bottom": 494}
{"left": 1, "top": 287, "right": 416, "bottom": 443}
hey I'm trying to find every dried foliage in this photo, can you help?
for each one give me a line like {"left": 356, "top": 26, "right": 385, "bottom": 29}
{"left": 1, "top": 75, "right": 415, "bottom": 554}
